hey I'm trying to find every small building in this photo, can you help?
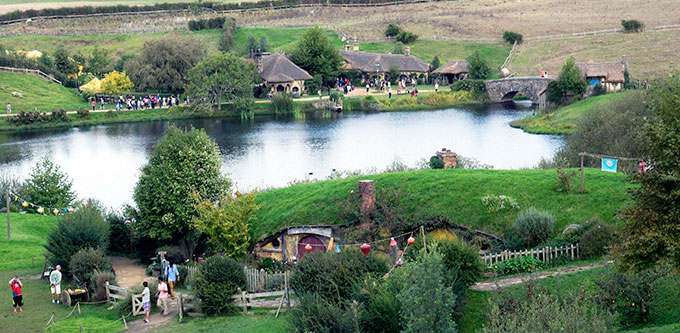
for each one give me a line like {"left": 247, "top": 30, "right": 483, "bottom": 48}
{"left": 254, "top": 225, "right": 346, "bottom": 262}
{"left": 575, "top": 56, "right": 628, "bottom": 93}
{"left": 340, "top": 42, "right": 430, "bottom": 83}
{"left": 432, "top": 60, "right": 469, "bottom": 84}
{"left": 252, "top": 51, "right": 312, "bottom": 95}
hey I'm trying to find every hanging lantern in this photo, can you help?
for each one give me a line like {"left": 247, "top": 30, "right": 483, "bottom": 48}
{"left": 360, "top": 243, "right": 371, "bottom": 257}
{"left": 13, "top": 195, "right": 18, "bottom": 201}
{"left": 82, "top": 201, "right": 88, "bottom": 207}
{"left": 67, "top": 207, "right": 74, "bottom": 213}
{"left": 390, "top": 238, "right": 397, "bottom": 247}
{"left": 407, "top": 236, "right": 415, "bottom": 245}
{"left": 382, "top": 273, "right": 389, "bottom": 280}
{"left": 52, "top": 209, "right": 59, "bottom": 216}
{"left": 37, "top": 206, "right": 44, "bottom": 214}
{"left": 305, "top": 244, "right": 313, "bottom": 252}
{"left": 22, "top": 201, "right": 28, "bottom": 208}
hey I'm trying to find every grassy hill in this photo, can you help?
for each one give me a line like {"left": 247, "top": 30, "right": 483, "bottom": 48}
{"left": 0, "top": 72, "right": 89, "bottom": 112}
{"left": 252, "top": 168, "right": 631, "bottom": 241}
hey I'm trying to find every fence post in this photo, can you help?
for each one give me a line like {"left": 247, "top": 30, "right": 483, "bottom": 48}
{"left": 177, "top": 293, "right": 183, "bottom": 323}
{"left": 6, "top": 189, "right": 10, "bottom": 240}
{"left": 576, "top": 244, "right": 580, "bottom": 259}
{"left": 580, "top": 152, "right": 585, "bottom": 193}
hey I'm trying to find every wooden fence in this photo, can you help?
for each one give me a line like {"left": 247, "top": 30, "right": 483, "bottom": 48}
{"left": 480, "top": 244, "right": 579, "bottom": 267}
{"left": 0, "top": 66, "right": 61, "bottom": 85}
{"left": 244, "top": 268, "right": 289, "bottom": 293}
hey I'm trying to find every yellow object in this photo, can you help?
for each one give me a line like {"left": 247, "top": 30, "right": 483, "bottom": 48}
{"left": 327, "top": 237, "right": 335, "bottom": 252}
{"left": 37, "top": 207, "right": 44, "bottom": 214}
{"left": 26, "top": 49, "right": 43, "bottom": 59}
{"left": 22, "top": 201, "right": 28, "bottom": 207}
{"left": 79, "top": 77, "right": 102, "bottom": 94}
{"left": 53, "top": 209, "right": 59, "bottom": 216}
{"left": 430, "top": 228, "right": 457, "bottom": 240}
{"left": 67, "top": 207, "right": 74, "bottom": 213}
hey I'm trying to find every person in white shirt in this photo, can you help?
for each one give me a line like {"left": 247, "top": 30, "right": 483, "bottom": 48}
{"left": 49, "top": 265, "right": 62, "bottom": 304}
{"left": 142, "top": 281, "right": 150, "bottom": 323}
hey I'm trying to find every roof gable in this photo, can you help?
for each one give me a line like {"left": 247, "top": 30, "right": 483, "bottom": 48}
{"left": 340, "top": 51, "right": 430, "bottom": 73}
{"left": 259, "top": 53, "right": 312, "bottom": 83}
{"left": 432, "top": 60, "right": 469, "bottom": 74}
{"left": 575, "top": 60, "right": 625, "bottom": 82}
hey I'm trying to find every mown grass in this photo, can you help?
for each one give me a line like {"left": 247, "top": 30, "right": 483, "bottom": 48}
{"left": 0, "top": 72, "right": 89, "bottom": 112}
{"left": 509, "top": 91, "right": 636, "bottom": 134}
{"left": 150, "top": 313, "right": 290, "bottom": 333}
{"left": 0, "top": 213, "right": 57, "bottom": 272}
{"left": 252, "top": 168, "right": 630, "bottom": 241}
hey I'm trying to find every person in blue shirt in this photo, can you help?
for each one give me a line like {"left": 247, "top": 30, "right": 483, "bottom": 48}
{"left": 164, "top": 261, "right": 179, "bottom": 299}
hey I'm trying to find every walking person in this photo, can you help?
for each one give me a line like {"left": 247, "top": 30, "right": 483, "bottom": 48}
{"left": 50, "top": 265, "right": 62, "bottom": 304}
{"left": 388, "top": 87, "right": 392, "bottom": 99}
{"left": 142, "top": 281, "right": 150, "bottom": 323}
{"left": 435, "top": 82, "right": 439, "bottom": 93}
{"left": 91, "top": 100, "right": 96, "bottom": 112}
{"left": 100, "top": 97, "right": 105, "bottom": 110}
{"left": 165, "top": 261, "right": 179, "bottom": 299}
{"left": 6, "top": 103, "right": 11, "bottom": 114}
{"left": 156, "top": 276, "right": 169, "bottom": 315}
{"left": 366, "top": 83, "right": 370, "bottom": 93}
{"left": 9, "top": 276, "right": 23, "bottom": 313}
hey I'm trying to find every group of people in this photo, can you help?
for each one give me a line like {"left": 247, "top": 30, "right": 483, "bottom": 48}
{"left": 140, "top": 260, "right": 180, "bottom": 324}
{"left": 91, "top": 94, "right": 184, "bottom": 112}
{"left": 8, "top": 265, "right": 63, "bottom": 314}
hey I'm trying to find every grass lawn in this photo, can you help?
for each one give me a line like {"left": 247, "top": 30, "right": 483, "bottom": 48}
{"left": 0, "top": 72, "right": 89, "bottom": 112}
{"left": 509, "top": 91, "right": 637, "bottom": 134}
{"left": 252, "top": 168, "right": 631, "bottom": 241}
{"left": 151, "top": 313, "right": 290, "bottom": 333}
{"left": 0, "top": 213, "right": 58, "bottom": 272}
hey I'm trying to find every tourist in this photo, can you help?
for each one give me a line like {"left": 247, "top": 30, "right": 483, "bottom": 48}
{"left": 156, "top": 276, "right": 169, "bottom": 315}
{"left": 415, "top": 88, "right": 419, "bottom": 97}
{"left": 91, "top": 100, "right": 96, "bottom": 111}
{"left": 50, "top": 265, "right": 62, "bottom": 304}
{"left": 435, "top": 82, "right": 439, "bottom": 93}
{"left": 6, "top": 103, "right": 10, "bottom": 114}
{"left": 9, "top": 276, "right": 23, "bottom": 313}
{"left": 100, "top": 97, "right": 105, "bottom": 110}
{"left": 142, "top": 281, "right": 150, "bottom": 323}
{"left": 165, "top": 261, "right": 179, "bottom": 298}
{"left": 388, "top": 87, "right": 392, "bottom": 99}
{"left": 366, "top": 83, "right": 370, "bottom": 93}
{"left": 318, "top": 89, "right": 322, "bottom": 99}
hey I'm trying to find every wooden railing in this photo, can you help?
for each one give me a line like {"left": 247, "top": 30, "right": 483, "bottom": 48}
{"left": 480, "top": 244, "right": 579, "bottom": 267}
{"left": 244, "top": 268, "right": 289, "bottom": 293}
{"left": 0, "top": 66, "right": 61, "bottom": 85}
{"left": 104, "top": 281, "right": 128, "bottom": 305}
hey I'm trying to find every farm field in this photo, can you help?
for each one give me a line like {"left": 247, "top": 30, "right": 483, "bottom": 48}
{"left": 0, "top": 0, "right": 256, "bottom": 15}
{"left": 0, "top": 72, "right": 89, "bottom": 112}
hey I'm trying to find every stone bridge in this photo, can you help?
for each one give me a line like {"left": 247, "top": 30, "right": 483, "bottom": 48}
{"left": 485, "top": 77, "right": 554, "bottom": 105}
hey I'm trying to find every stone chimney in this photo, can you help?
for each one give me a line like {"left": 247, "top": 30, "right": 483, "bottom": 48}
{"left": 358, "top": 180, "right": 376, "bottom": 230}
{"left": 405, "top": 46, "right": 410, "bottom": 56}
{"left": 435, "top": 148, "right": 458, "bottom": 169}
{"left": 353, "top": 43, "right": 359, "bottom": 52}
{"left": 344, "top": 41, "right": 351, "bottom": 51}
{"left": 621, "top": 55, "right": 629, "bottom": 72}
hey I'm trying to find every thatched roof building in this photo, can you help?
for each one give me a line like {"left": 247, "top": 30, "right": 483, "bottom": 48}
{"left": 253, "top": 52, "right": 312, "bottom": 94}
{"left": 575, "top": 56, "right": 628, "bottom": 93}
{"left": 432, "top": 60, "right": 469, "bottom": 84}
{"left": 339, "top": 43, "right": 429, "bottom": 83}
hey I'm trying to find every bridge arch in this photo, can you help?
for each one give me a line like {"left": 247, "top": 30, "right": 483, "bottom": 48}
{"left": 485, "top": 77, "right": 553, "bottom": 105}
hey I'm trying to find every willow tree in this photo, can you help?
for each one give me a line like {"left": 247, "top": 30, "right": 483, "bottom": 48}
{"left": 187, "top": 52, "right": 256, "bottom": 110}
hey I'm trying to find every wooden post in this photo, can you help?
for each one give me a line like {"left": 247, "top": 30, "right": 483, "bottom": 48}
{"left": 241, "top": 290, "right": 247, "bottom": 314}
{"left": 420, "top": 226, "right": 426, "bottom": 252}
{"left": 123, "top": 315, "right": 128, "bottom": 330}
{"left": 77, "top": 302, "right": 81, "bottom": 314}
{"left": 6, "top": 189, "right": 10, "bottom": 240}
{"left": 580, "top": 152, "right": 585, "bottom": 193}
{"left": 177, "top": 293, "right": 183, "bottom": 323}
{"left": 285, "top": 271, "right": 291, "bottom": 310}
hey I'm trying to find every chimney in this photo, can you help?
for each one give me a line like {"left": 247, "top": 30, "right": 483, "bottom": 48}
{"left": 344, "top": 41, "right": 351, "bottom": 51}
{"left": 405, "top": 46, "right": 410, "bottom": 56}
{"left": 358, "top": 180, "right": 376, "bottom": 230}
{"left": 621, "top": 55, "right": 629, "bottom": 72}
{"left": 436, "top": 148, "right": 458, "bottom": 169}
{"left": 353, "top": 43, "right": 359, "bottom": 52}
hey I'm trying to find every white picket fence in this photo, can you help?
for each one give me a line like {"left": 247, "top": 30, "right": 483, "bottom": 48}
{"left": 480, "top": 244, "right": 579, "bottom": 267}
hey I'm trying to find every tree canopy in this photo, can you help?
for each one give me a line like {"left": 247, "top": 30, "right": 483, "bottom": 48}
{"left": 124, "top": 34, "right": 207, "bottom": 92}
{"left": 24, "top": 157, "right": 76, "bottom": 209}
{"left": 133, "top": 126, "right": 231, "bottom": 256}
{"left": 290, "top": 26, "right": 342, "bottom": 85}
{"left": 187, "top": 52, "right": 256, "bottom": 110}
{"left": 546, "top": 57, "right": 587, "bottom": 104}
{"left": 86, "top": 45, "right": 110, "bottom": 77}
{"left": 218, "top": 18, "right": 237, "bottom": 52}
{"left": 100, "top": 70, "right": 134, "bottom": 94}
{"left": 466, "top": 51, "right": 491, "bottom": 80}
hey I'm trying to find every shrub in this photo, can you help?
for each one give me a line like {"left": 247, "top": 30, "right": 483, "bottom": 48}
{"left": 51, "top": 109, "right": 70, "bottom": 122}
{"left": 592, "top": 83, "right": 606, "bottom": 96}
{"left": 385, "top": 23, "right": 402, "bottom": 37}
{"left": 429, "top": 156, "right": 444, "bottom": 169}
{"left": 156, "top": 245, "right": 187, "bottom": 266}
{"left": 621, "top": 19, "right": 644, "bottom": 33}
{"left": 46, "top": 201, "right": 109, "bottom": 274}
{"left": 395, "top": 31, "right": 418, "bottom": 44}
{"left": 257, "top": 257, "right": 281, "bottom": 273}
{"left": 289, "top": 293, "right": 358, "bottom": 332}
{"left": 466, "top": 51, "right": 491, "bottom": 80}
{"left": 514, "top": 207, "right": 555, "bottom": 248}
{"left": 392, "top": 42, "right": 405, "bottom": 55}
{"left": 270, "top": 93, "right": 294, "bottom": 113}
{"left": 92, "top": 271, "right": 116, "bottom": 302}
{"left": 107, "top": 213, "right": 130, "bottom": 254}
{"left": 546, "top": 57, "right": 587, "bottom": 105}
{"left": 76, "top": 108, "right": 90, "bottom": 118}
{"left": 354, "top": 280, "right": 402, "bottom": 333}
{"left": 69, "top": 247, "right": 111, "bottom": 287}
{"left": 451, "top": 79, "right": 487, "bottom": 96}
{"left": 481, "top": 194, "right": 519, "bottom": 213}
{"left": 503, "top": 30, "right": 523, "bottom": 44}
{"left": 555, "top": 163, "right": 579, "bottom": 193}
{"left": 579, "top": 222, "right": 615, "bottom": 259}
{"left": 502, "top": 256, "right": 546, "bottom": 274}
{"left": 290, "top": 248, "right": 389, "bottom": 304}
{"left": 193, "top": 255, "right": 245, "bottom": 315}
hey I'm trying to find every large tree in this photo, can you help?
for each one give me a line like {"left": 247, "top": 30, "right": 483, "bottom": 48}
{"left": 546, "top": 56, "right": 587, "bottom": 104}
{"left": 124, "top": 34, "right": 207, "bottom": 92}
{"left": 86, "top": 45, "right": 110, "bottom": 77}
{"left": 24, "top": 157, "right": 76, "bottom": 209}
{"left": 218, "top": 18, "right": 237, "bottom": 53}
{"left": 290, "top": 26, "right": 342, "bottom": 85}
{"left": 466, "top": 51, "right": 491, "bottom": 80}
{"left": 133, "top": 126, "right": 231, "bottom": 256}
{"left": 186, "top": 52, "right": 256, "bottom": 110}
{"left": 617, "top": 73, "right": 680, "bottom": 271}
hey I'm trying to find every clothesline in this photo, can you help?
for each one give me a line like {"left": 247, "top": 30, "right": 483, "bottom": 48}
{"left": 579, "top": 152, "right": 643, "bottom": 161}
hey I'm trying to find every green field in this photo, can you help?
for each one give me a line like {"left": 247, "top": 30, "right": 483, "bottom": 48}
{"left": 151, "top": 313, "right": 290, "bottom": 333}
{"left": 509, "top": 91, "right": 637, "bottom": 134}
{"left": 252, "top": 168, "right": 631, "bottom": 241}
{"left": 0, "top": 72, "right": 89, "bottom": 112}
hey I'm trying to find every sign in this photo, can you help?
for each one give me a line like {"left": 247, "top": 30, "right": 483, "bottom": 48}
{"left": 602, "top": 158, "right": 617, "bottom": 172}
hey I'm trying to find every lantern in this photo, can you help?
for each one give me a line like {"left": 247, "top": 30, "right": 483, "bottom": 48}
{"left": 37, "top": 207, "right": 44, "bottom": 214}
{"left": 390, "top": 238, "right": 397, "bottom": 247}
{"left": 396, "top": 259, "right": 404, "bottom": 267}
{"left": 407, "top": 236, "right": 415, "bottom": 245}
{"left": 305, "top": 244, "right": 312, "bottom": 252}
{"left": 22, "top": 201, "right": 28, "bottom": 208}
{"left": 52, "top": 209, "right": 59, "bottom": 216}
{"left": 360, "top": 243, "right": 371, "bottom": 257}
{"left": 67, "top": 207, "right": 74, "bottom": 213}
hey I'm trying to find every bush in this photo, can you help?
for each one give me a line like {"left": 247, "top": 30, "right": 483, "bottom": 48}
{"left": 514, "top": 207, "right": 555, "bottom": 248}
{"left": 547, "top": 57, "right": 587, "bottom": 105}
{"left": 46, "top": 201, "right": 109, "bottom": 275}
{"left": 385, "top": 23, "right": 402, "bottom": 37}
{"left": 188, "top": 17, "right": 226, "bottom": 31}
{"left": 289, "top": 293, "right": 359, "bottom": 332}
{"left": 23, "top": 157, "right": 76, "bottom": 211}
{"left": 481, "top": 194, "right": 519, "bottom": 213}
{"left": 555, "top": 163, "right": 579, "bottom": 193}
{"left": 76, "top": 108, "right": 90, "bottom": 118}
{"left": 466, "top": 51, "right": 491, "bottom": 80}
{"left": 354, "top": 280, "right": 402, "bottom": 333}
{"left": 621, "top": 19, "right": 644, "bottom": 33}
{"left": 451, "top": 79, "right": 487, "bottom": 97}
{"left": 592, "top": 83, "right": 606, "bottom": 96}
{"left": 290, "top": 248, "right": 389, "bottom": 304}
{"left": 156, "top": 245, "right": 187, "bottom": 266}
{"left": 92, "top": 271, "right": 116, "bottom": 301}
{"left": 193, "top": 255, "right": 245, "bottom": 315}
{"left": 503, "top": 30, "right": 523, "bottom": 44}
{"left": 257, "top": 257, "right": 282, "bottom": 273}
{"left": 270, "top": 93, "right": 295, "bottom": 114}
{"left": 579, "top": 222, "right": 615, "bottom": 259}
{"left": 395, "top": 31, "right": 418, "bottom": 44}
{"left": 429, "top": 156, "right": 444, "bottom": 169}
{"left": 69, "top": 247, "right": 111, "bottom": 287}
{"left": 502, "top": 256, "right": 546, "bottom": 274}
{"left": 107, "top": 213, "right": 130, "bottom": 254}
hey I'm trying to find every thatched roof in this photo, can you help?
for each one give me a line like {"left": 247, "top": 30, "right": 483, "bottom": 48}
{"left": 432, "top": 60, "right": 469, "bottom": 75}
{"left": 340, "top": 51, "right": 430, "bottom": 73}
{"left": 258, "top": 53, "right": 312, "bottom": 83}
{"left": 576, "top": 60, "right": 625, "bottom": 82}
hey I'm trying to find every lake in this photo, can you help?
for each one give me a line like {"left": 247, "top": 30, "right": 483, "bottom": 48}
{"left": 0, "top": 102, "right": 564, "bottom": 209}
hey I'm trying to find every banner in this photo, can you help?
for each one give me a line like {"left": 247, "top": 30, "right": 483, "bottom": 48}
{"left": 602, "top": 158, "right": 617, "bottom": 173}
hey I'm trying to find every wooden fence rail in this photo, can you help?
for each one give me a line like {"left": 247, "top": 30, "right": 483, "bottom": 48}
{"left": 0, "top": 66, "right": 61, "bottom": 84}
{"left": 186, "top": 266, "right": 289, "bottom": 293}
{"left": 480, "top": 244, "right": 579, "bottom": 267}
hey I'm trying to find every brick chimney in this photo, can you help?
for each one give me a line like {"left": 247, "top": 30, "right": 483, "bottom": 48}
{"left": 344, "top": 41, "right": 351, "bottom": 51}
{"left": 405, "top": 46, "right": 410, "bottom": 56}
{"left": 435, "top": 148, "right": 458, "bottom": 169}
{"left": 353, "top": 43, "right": 359, "bottom": 52}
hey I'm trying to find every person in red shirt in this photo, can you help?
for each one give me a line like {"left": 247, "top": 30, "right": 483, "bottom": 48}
{"left": 9, "top": 276, "right": 23, "bottom": 313}
{"left": 91, "top": 100, "right": 96, "bottom": 111}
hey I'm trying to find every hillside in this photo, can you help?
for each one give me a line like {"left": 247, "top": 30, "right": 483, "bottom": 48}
{"left": 0, "top": 72, "right": 89, "bottom": 112}
{"left": 252, "top": 168, "right": 631, "bottom": 241}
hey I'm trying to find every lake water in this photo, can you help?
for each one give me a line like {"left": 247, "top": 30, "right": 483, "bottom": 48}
{"left": 0, "top": 102, "right": 564, "bottom": 209}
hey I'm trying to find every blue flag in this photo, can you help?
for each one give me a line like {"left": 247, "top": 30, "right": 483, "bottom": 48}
{"left": 602, "top": 158, "right": 617, "bottom": 172}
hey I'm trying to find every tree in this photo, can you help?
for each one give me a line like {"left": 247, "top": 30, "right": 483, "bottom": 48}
{"left": 54, "top": 45, "right": 77, "bottom": 76}
{"left": 192, "top": 191, "right": 259, "bottom": 259}
{"left": 218, "top": 18, "right": 237, "bottom": 52}
{"left": 395, "top": 31, "right": 418, "bottom": 44}
{"left": 392, "top": 42, "right": 405, "bottom": 55}
{"left": 124, "top": 34, "right": 207, "bottom": 92}
{"left": 430, "top": 55, "right": 440, "bottom": 71}
{"left": 114, "top": 54, "right": 135, "bottom": 72}
{"left": 621, "top": 19, "right": 644, "bottom": 33}
{"left": 86, "top": 45, "right": 110, "bottom": 77}
{"left": 467, "top": 51, "right": 491, "bottom": 80}
{"left": 133, "top": 126, "right": 230, "bottom": 257}
{"left": 24, "top": 157, "right": 76, "bottom": 209}
{"left": 547, "top": 57, "right": 587, "bottom": 104}
{"left": 385, "top": 23, "right": 402, "bottom": 38}
{"left": 503, "top": 31, "right": 524, "bottom": 44}
{"left": 617, "top": 73, "right": 680, "bottom": 271}
{"left": 290, "top": 26, "right": 343, "bottom": 85}
{"left": 100, "top": 70, "right": 134, "bottom": 94}
{"left": 186, "top": 52, "right": 256, "bottom": 110}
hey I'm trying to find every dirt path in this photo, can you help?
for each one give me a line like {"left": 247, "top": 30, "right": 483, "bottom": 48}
{"left": 110, "top": 256, "right": 151, "bottom": 290}
{"left": 126, "top": 300, "right": 178, "bottom": 332}
{"left": 470, "top": 261, "right": 613, "bottom": 291}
